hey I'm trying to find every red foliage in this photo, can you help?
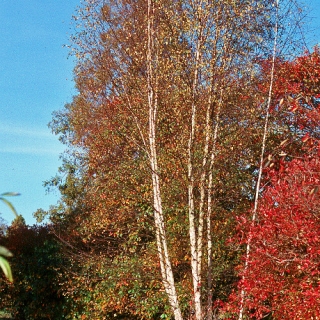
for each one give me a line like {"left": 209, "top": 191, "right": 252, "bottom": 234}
{"left": 224, "top": 49, "right": 320, "bottom": 319}
{"left": 240, "top": 153, "right": 320, "bottom": 319}
{"left": 259, "top": 47, "right": 320, "bottom": 98}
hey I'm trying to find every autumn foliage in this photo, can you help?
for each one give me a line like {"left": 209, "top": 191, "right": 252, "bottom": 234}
{"left": 2, "top": 1, "right": 319, "bottom": 319}
{"left": 226, "top": 153, "right": 320, "bottom": 319}
{"left": 224, "top": 49, "right": 320, "bottom": 319}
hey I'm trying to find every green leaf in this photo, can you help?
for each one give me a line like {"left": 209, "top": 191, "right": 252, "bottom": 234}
{"left": 0, "top": 197, "right": 19, "bottom": 218}
{"left": 0, "top": 246, "right": 13, "bottom": 258}
{"left": 0, "top": 256, "right": 13, "bottom": 282}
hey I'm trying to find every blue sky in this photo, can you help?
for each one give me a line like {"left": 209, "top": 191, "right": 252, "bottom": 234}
{"left": 0, "top": 0, "right": 79, "bottom": 225}
{"left": 0, "top": 0, "right": 320, "bottom": 226}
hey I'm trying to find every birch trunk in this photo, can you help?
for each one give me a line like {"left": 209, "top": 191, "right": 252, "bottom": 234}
{"left": 238, "top": 1, "right": 279, "bottom": 319}
{"left": 188, "top": 19, "right": 204, "bottom": 320}
{"left": 206, "top": 89, "right": 223, "bottom": 319}
{"left": 147, "top": 1, "right": 182, "bottom": 319}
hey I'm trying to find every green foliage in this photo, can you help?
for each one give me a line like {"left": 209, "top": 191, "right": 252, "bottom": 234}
{"left": 0, "top": 224, "right": 69, "bottom": 319}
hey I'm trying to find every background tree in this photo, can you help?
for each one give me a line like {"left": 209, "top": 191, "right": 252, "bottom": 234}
{"left": 0, "top": 223, "right": 68, "bottom": 319}
{"left": 224, "top": 48, "right": 320, "bottom": 320}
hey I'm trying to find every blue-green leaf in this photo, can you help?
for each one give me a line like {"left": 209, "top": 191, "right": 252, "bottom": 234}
{"left": 0, "top": 192, "right": 20, "bottom": 197}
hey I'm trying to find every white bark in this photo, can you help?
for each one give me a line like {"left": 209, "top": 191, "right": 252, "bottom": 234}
{"left": 188, "top": 11, "right": 204, "bottom": 319}
{"left": 238, "top": 1, "right": 279, "bottom": 319}
{"left": 147, "top": 1, "right": 182, "bottom": 319}
{"left": 206, "top": 89, "right": 223, "bottom": 318}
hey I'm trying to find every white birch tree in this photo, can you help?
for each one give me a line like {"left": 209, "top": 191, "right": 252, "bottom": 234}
{"left": 66, "top": 0, "right": 304, "bottom": 318}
